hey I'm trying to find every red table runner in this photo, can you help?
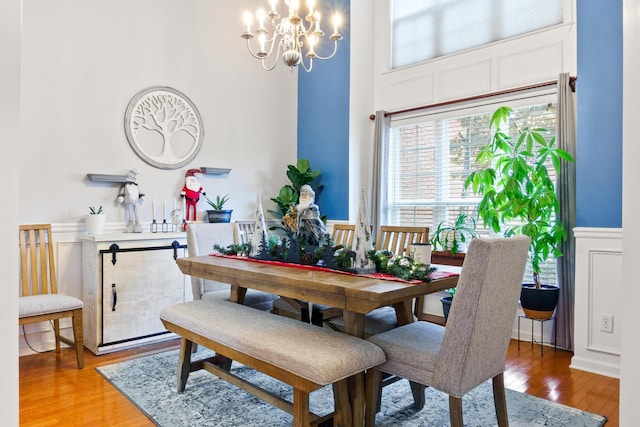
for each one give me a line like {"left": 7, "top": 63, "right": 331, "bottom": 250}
{"left": 211, "top": 253, "right": 458, "bottom": 284}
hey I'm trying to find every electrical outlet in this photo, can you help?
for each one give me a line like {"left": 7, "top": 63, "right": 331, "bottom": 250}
{"left": 600, "top": 314, "right": 614, "bottom": 333}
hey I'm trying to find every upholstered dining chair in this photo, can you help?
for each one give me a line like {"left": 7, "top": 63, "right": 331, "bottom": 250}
{"left": 364, "top": 236, "right": 531, "bottom": 427}
{"left": 235, "top": 219, "right": 255, "bottom": 245}
{"left": 186, "top": 223, "right": 278, "bottom": 310}
{"left": 18, "top": 224, "right": 84, "bottom": 369}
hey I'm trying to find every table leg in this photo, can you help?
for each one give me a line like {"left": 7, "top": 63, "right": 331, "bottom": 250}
{"left": 393, "top": 299, "right": 415, "bottom": 326}
{"left": 343, "top": 310, "right": 366, "bottom": 338}
{"left": 229, "top": 285, "right": 247, "bottom": 304}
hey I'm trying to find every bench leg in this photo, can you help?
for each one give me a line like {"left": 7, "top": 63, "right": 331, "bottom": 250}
{"left": 177, "top": 338, "right": 193, "bottom": 392}
{"left": 333, "top": 379, "right": 353, "bottom": 427}
{"left": 292, "top": 388, "right": 310, "bottom": 427}
{"left": 365, "top": 369, "right": 382, "bottom": 427}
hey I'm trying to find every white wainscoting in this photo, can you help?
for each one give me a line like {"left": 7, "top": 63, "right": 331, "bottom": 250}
{"left": 572, "top": 227, "right": 622, "bottom": 378}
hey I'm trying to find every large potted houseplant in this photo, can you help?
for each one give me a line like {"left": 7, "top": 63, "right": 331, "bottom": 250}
{"left": 465, "top": 106, "right": 574, "bottom": 320}
{"left": 204, "top": 193, "right": 232, "bottom": 223}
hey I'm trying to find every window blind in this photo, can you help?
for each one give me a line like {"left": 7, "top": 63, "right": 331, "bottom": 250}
{"left": 391, "top": 0, "right": 564, "bottom": 68}
{"left": 387, "top": 94, "right": 559, "bottom": 285}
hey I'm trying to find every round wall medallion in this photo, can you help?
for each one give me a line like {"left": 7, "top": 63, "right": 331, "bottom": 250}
{"left": 124, "top": 86, "right": 204, "bottom": 169}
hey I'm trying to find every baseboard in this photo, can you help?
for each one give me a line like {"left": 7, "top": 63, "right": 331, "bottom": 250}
{"left": 570, "top": 355, "right": 620, "bottom": 379}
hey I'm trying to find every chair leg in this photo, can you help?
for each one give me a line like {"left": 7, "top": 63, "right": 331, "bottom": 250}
{"left": 365, "top": 368, "right": 382, "bottom": 427}
{"left": 53, "top": 319, "right": 61, "bottom": 352}
{"left": 409, "top": 381, "right": 426, "bottom": 409}
{"left": 449, "top": 395, "right": 463, "bottom": 427}
{"left": 72, "top": 309, "right": 84, "bottom": 369}
{"left": 177, "top": 339, "right": 193, "bottom": 392}
{"left": 492, "top": 373, "right": 509, "bottom": 427}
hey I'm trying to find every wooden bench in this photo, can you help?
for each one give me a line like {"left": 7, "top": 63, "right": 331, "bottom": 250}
{"left": 160, "top": 299, "right": 386, "bottom": 427}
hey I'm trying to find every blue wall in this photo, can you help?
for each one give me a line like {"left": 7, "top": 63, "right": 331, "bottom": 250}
{"left": 576, "top": 1, "right": 623, "bottom": 228}
{"left": 297, "top": 0, "right": 350, "bottom": 220}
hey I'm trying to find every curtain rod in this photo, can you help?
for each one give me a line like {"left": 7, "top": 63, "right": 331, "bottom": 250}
{"left": 369, "top": 76, "right": 576, "bottom": 121}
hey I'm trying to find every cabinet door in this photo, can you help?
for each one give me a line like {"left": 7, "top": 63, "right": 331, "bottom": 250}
{"left": 101, "top": 247, "right": 186, "bottom": 345}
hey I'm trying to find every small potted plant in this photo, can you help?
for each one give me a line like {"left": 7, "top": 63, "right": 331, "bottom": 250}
{"left": 430, "top": 213, "right": 479, "bottom": 254}
{"left": 86, "top": 206, "right": 106, "bottom": 235}
{"left": 441, "top": 287, "right": 455, "bottom": 322}
{"left": 204, "top": 194, "right": 232, "bottom": 223}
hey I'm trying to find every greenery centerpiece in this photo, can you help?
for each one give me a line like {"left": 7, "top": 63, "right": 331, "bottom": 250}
{"left": 465, "top": 106, "right": 574, "bottom": 319}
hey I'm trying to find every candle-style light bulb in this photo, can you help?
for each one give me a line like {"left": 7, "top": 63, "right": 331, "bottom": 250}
{"left": 307, "top": 0, "right": 315, "bottom": 15}
{"left": 259, "top": 33, "right": 267, "bottom": 54}
{"left": 243, "top": 10, "right": 252, "bottom": 33}
{"left": 257, "top": 8, "right": 266, "bottom": 30}
{"left": 333, "top": 12, "right": 340, "bottom": 34}
{"left": 269, "top": 0, "right": 278, "bottom": 12}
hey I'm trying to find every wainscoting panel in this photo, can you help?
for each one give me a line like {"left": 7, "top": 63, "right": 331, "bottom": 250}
{"left": 572, "top": 227, "right": 622, "bottom": 378}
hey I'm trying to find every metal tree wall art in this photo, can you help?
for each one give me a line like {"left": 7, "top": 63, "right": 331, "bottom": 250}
{"left": 124, "top": 86, "right": 204, "bottom": 169}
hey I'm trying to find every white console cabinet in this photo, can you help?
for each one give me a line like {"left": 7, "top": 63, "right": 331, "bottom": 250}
{"left": 80, "top": 232, "right": 189, "bottom": 354}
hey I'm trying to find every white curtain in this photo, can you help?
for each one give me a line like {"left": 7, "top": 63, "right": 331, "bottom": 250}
{"left": 555, "top": 72, "right": 577, "bottom": 350}
{"left": 371, "top": 111, "right": 390, "bottom": 241}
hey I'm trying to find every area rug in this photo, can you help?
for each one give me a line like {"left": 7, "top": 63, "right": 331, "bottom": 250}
{"left": 97, "top": 349, "right": 607, "bottom": 427}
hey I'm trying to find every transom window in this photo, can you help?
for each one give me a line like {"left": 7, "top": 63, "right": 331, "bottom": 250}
{"left": 391, "top": 0, "right": 564, "bottom": 68}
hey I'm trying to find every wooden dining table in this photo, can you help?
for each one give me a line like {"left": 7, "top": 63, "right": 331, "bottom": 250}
{"left": 176, "top": 255, "right": 459, "bottom": 337}
{"left": 176, "top": 255, "right": 459, "bottom": 426}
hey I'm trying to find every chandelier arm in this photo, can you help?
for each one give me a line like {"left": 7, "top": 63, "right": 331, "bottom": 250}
{"left": 311, "top": 40, "right": 339, "bottom": 61}
{"left": 245, "top": 32, "right": 281, "bottom": 60}
{"left": 299, "top": 56, "right": 313, "bottom": 72}
{"left": 261, "top": 38, "right": 285, "bottom": 71}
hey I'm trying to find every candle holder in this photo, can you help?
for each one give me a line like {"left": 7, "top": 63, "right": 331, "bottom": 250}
{"left": 162, "top": 219, "right": 169, "bottom": 233}
{"left": 150, "top": 219, "right": 158, "bottom": 233}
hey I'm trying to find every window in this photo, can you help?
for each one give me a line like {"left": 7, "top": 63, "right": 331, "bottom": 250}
{"left": 387, "top": 95, "right": 559, "bottom": 285}
{"left": 391, "top": 0, "right": 564, "bottom": 68}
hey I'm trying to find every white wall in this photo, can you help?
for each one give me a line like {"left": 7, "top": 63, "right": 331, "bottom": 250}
{"left": 621, "top": 0, "right": 640, "bottom": 423}
{"left": 19, "top": 0, "right": 298, "bottom": 353}
{"left": 1, "top": 0, "right": 21, "bottom": 423}
{"left": 20, "top": 0, "right": 298, "bottom": 226}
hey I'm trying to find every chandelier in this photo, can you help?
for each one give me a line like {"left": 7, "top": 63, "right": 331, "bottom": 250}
{"left": 241, "top": 0, "right": 342, "bottom": 72}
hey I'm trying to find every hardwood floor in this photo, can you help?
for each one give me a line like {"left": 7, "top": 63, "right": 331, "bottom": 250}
{"left": 19, "top": 338, "right": 619, "bottom": 426}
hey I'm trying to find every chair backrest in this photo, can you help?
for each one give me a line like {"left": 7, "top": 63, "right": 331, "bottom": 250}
{"left": 433, "top": 235, "right": 530, "bottom": 397}
{"left": 186, "top": 223, "right": 238, "bottom": 300}
{"left": 235, "top": 220, "right": 255, "bottom": 245}
{"left": 19, "top": 224, "right": 57, "bottom": 297}
{"left": 375, "top": 225, "right": 430, "bottom": 256}
{"left": 331, "top": 223, "right": 356, "bottom": 248}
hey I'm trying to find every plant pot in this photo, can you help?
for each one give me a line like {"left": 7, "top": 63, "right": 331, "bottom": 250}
{"left": 86, "top": 214, "right": 106, "bottom": 235}
{"left": 206, "top": 209, "right": 233, "bottom": 223}
{"left": 441, "top": 296, "right": 453, "bottom": 322}
{"left": 520, "top": 284, "right": 559, "bottom": 320}
{"left": 442, "top": 230, "right": 467, "bottom": 253}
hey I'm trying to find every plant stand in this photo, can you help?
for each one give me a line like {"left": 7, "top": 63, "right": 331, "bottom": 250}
{"left": 517, "top": 314, "right": 557, "bottom": 356}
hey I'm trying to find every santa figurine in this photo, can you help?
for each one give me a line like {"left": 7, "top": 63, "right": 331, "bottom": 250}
{"left": 181, "top": 169, "right": 205, "bottom": 225}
